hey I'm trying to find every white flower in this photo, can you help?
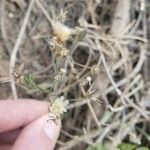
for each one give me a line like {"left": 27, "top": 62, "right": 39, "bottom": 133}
{"left": 50, "top": 96, "right": 69, "bottom": 117}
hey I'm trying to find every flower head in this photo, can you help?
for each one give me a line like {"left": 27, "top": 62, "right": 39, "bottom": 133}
{"left": 52, "top": 21, "right": 72, "bottom": 44}
{"left": 49, "top": 37, "right": 69, "bottom": 57}
{"left": 50, "top": 96, "right": 69, "bottom": 117}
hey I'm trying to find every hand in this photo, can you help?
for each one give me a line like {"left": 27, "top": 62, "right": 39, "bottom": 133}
{"left": 0, "top": 99, "right": 60, "bottom": 150}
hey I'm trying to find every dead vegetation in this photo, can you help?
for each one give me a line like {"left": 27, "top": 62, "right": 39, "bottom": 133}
{"left": 0, "top": 0, "right": 150, "bottom": 149}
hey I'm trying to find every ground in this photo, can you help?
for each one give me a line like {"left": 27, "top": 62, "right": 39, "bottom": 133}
{"left": 0, "top": 0, "right": 150, "bottom": 150}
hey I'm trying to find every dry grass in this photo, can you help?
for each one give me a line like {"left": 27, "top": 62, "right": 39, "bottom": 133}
{"left": 0, "top": 0, "right": 150, "bottom": 149}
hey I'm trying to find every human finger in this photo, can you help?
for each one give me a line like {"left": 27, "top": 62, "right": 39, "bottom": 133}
{"left": 0, "top": 128, "right": 21, "bottom": 144}
{"left": 0, "top": 99, "right": 48, "bottom": 133}
{"left": 12, "top": 114, "right": 60, "bottom": 150}
{"left": 0, "top": 144, "right": 12, "bottom": 150}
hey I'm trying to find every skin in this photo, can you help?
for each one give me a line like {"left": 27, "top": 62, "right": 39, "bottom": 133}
{"left": 0, "top": 99, "right": 60, "bottom": 150}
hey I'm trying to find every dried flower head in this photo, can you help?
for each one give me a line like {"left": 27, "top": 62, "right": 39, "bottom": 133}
{"left": 86, "top": 76, "right": 92, "bottom": 85}
{"left": 60, "top": 68, "right": 67, "bottom": 75}
{"left": 52, "top": 21, "right": 73, "bottom": 44}
{"left": 86, "top": 76, "right": 92, "bottom": 82}
{"left": 54, "top": 68, "right": 66, "bottom": 82}
{"left": 79, "top": 76, "right": 92, "bottom": 87}
{"left": 11, "top": 63, "right": 24, "bottom": 83}
{"left": 49, "top": 38, "right": 69, "bottom": 57}
{"left": 50, "top": 96, "right": 69, "bottom": 117}
{"left": 91, "top": 65, "right": 100, "bottom": 74}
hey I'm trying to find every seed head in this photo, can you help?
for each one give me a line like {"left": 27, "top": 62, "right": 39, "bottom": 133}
{"left": 52, "top": 21, "right": 72, "bottom": 44}
{"left": 91, "top": 65, "right": 100, "bottom": 74}
{"left": 60, "top": 68, "right": 66, "bottom": 75}
{"left": 86, "top": 76, "right": 92, "bottom": 82}
{"left": 49, "top": 38, "right": 69, "bottom": 57}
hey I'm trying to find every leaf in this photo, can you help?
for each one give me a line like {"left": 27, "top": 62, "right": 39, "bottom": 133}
{"left": 86, "top": 144, "right": 109, "bottom": 150}
{"left": 136, "top": 147, "right": 149, "bottom": 150}
{"left": 23, "top": 73, "right": 36, "bottom": 89}
{"left": 117, "top": 143, "right": 137, "bottom": 150}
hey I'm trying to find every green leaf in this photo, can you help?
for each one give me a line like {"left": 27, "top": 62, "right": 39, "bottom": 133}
{"left": 117, "top": 143, "right": 137, "bottom": 150}
{"left": 136, "top": 147, "right": 149, "bottom": 150}
{"left": 86, "top": 144, "right": 109, "bottom": 150}
{"left": 23, "top": 73, "right": 37, "bottom": 89}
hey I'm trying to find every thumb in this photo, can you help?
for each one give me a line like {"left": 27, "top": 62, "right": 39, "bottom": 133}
{"left": 12, "top": 114, "right": 60, "bottom": 150}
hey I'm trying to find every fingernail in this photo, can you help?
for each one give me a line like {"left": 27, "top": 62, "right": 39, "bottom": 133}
{"left": 43, "top": 117, "right": 60, "bottom": 146}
